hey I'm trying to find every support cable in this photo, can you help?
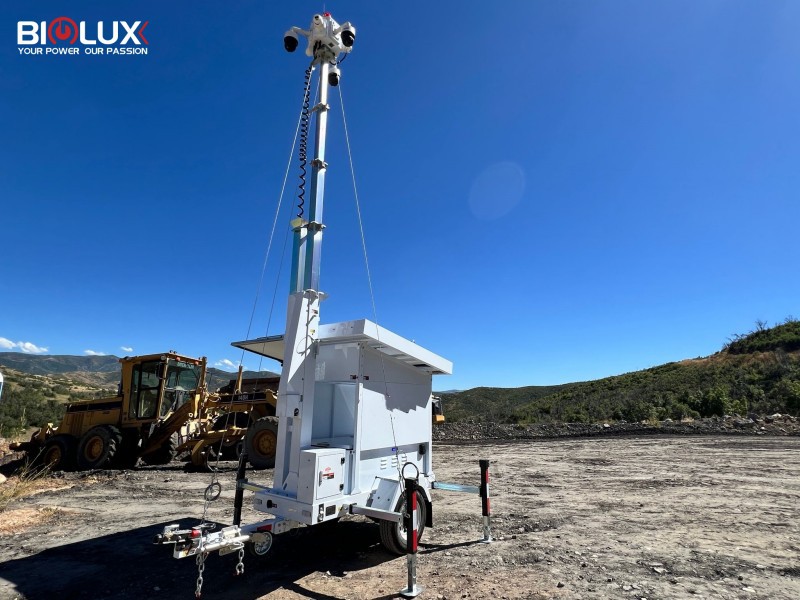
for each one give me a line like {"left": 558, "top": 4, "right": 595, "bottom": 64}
{"left": 337, "top": 83, "right": 403, "bottom": 479}
{"left": 198, "top": 64, "right": 312, "bottom": 519}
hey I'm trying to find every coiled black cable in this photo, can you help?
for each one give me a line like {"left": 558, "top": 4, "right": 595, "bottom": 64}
{"left": 296, "top": 65, "right": 313, "bottom": 219}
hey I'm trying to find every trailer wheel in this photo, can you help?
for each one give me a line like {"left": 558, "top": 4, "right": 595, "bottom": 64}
{"left": 77, "top": 425, "right": 122, "bottom": 470}
{"left": 41, "top": 435, "right": 76, "bottom": 471}
{"left": 379, "top": 489, "right": 427, "bottom": 556}
{"left": 247, "top": 531, "right": 274, "bottom": 558}
{"left": 246, "top": 417, "right": 278, "bottom": 469}
{"left": 141, "top": 433, "right": 179, "bottom": 466}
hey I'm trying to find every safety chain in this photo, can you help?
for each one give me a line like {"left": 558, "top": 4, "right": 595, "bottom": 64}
{"left": 195, "top": 550, "right": 206, "bottom": 598}
{"left": 199, "top": 480, "right": 222, "bottom": 527}
{"left": 235, "top": 546, "right": 245, "bottom": 576}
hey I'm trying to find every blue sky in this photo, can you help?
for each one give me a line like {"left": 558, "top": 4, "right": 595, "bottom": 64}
{"left": 1, "top": 1, "right": 798, "bottom": 390}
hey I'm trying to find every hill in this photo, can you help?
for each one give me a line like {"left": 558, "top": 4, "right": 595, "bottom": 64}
{"left": 439, "top": 319, "right": 800, "bottom": 423}
{"left": 0, "top": 352, "right": 277, "bottom": 392}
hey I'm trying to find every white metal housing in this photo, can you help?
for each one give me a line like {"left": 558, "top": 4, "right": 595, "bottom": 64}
{"left": 233, "top": 319, "right": 451, "bottom": 524}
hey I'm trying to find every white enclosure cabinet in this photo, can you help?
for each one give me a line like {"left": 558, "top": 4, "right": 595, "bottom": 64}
{"left": 234, "top": 318, "right": 452, "bottom": 523}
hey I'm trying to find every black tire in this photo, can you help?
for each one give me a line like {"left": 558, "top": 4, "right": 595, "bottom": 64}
{"left": 76, "top": 425, "right": 122, "bottom": 470}
{"left": 212, "top": 413, "right": 250, "bottom": 460}
{"left": 221, "top": 439, "right": 244, "bottom": 461}
{"left": 41, "top": 435, "right": 76, "bottom": 471}
{"left": 245, "top": 416, "right": 279, "bottom": 469}
{"left": 141, "top": 433, "right": 179, "bottom": 466}
{"left": 379, "top": 489, "right": 427, "bottom": 556}
{"left": 113, "top": 431, "right": 141, "bottom": 469}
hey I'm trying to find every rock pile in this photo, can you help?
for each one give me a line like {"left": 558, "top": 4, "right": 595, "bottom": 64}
{"left": 433, "top": 414, "right": 800, "bottom": 442}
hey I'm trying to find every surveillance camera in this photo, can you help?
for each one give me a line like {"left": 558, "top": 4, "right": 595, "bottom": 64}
{"left": 341, "top": 26, "right": 356, "bottom": 48}
{"left": 284, "top": 30, "right": 298, "bottom": 52}
{"left": 328, "top": 66, "right": 340, "bottom": 87}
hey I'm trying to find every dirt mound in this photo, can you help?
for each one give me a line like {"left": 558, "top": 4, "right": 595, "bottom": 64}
{"left": 434, "top": 414, "right": 800, "bottom": 442}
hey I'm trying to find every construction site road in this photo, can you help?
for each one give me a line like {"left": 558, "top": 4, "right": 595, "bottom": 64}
{"left": 1, "top": 435, "right": 799, "bottom": 600}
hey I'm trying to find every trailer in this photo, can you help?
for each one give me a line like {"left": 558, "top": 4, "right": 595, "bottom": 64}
{"left": 155, "top": 13, "right": 489, "bottom": 596}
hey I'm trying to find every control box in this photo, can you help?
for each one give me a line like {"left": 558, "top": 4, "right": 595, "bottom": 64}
{"left": 298, "top": 447, "right": 346, "bottom": 505}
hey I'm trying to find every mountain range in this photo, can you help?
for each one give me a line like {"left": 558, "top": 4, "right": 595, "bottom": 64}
{"left": 0, "top": 352, "right": 277, "bottom": 392}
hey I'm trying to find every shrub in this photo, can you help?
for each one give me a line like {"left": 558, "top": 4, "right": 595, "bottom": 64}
{"left": 0, "top": 388, "right": 65, "bottom": 436}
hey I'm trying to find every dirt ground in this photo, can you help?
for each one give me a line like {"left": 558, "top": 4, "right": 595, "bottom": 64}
{"left": 1, "top": 436, "right": 798, "bottom": 600}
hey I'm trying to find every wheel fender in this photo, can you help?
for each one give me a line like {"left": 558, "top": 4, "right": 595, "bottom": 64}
{"left": 416, "top": 475, "right": 433, "bottom": 503}
{"left": 416, "top": 475, "right": 433, "bottom": 527}
{"left": 367, "top": 477, "right": 402, "bottom": 513}
{"left": 368, "top": 475, "right": 432, "bottom": 519}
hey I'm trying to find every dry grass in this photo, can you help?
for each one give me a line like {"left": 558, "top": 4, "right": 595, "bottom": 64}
{"left": 0, "top": 460, "right": 70, "bottom": 513}
{"left": 0, "top": 506, "right": 63, "bottom": 535}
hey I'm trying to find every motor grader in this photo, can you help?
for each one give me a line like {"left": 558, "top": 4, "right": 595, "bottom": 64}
{"left": 11, "top": 351, "right": 280, "bottom": 471}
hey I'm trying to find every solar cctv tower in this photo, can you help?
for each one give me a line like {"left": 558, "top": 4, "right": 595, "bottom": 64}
{"left": 156, "top": 12, "right": 453, "bottom": 569}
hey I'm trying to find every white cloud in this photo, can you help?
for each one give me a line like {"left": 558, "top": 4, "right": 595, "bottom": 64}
{"left": 0, "top": 338, "right": 49, "bottom": 354}
{"left": 84, "top": 349, "right": 106, "bottom": 356}
{"left": 120, "top": 346, "right": 133, "bottom": 353}
{"left": 214, "top": 359, "right": 243, "bottom": 371}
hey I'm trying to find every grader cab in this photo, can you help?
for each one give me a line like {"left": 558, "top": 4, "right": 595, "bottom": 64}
{"left": 12, "top": 351, "right": 279, "bottom": 471}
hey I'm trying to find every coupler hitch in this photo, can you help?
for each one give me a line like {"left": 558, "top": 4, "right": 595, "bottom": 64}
{"left": 154, "top": 523, "right": 251, "bottom": 559}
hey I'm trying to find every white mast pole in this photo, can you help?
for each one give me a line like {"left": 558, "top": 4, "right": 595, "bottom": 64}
{"left": 273, "top": 13, "right": 355, "bottom": 494}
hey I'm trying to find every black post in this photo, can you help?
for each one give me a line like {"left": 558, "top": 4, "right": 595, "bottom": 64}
{"left": 479, "top": 459, "right": 492, "bottom": 542}
{"left": 233, "top": 452, "right": 248, "bottom": 526}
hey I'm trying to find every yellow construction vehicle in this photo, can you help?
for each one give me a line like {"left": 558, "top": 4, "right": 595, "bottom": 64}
{"left": 11, "top": 351, "right": 279, "bottom": 471}
{"left": 432, "top": 395, "right": 446, "bottom": 424}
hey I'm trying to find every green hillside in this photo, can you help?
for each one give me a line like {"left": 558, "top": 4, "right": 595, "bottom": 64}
{"left": 440, "top": 319, "right": 800, "bottom": 423}
{"left": 434, "top": 383, "right": 577, "bottom": 422}
{"left": 0, "top": 352, "right": 120, "bottom": 376}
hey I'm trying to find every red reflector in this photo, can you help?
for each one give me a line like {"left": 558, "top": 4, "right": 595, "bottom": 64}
{"left": 190, "top": 529, "right": 201, "bottom": 538}
{"left": 256, "top": 524, "right": 272, "bottom": 532}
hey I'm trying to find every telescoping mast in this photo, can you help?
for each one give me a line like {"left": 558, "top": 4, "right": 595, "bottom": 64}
{"left": 230, "top": 12, "right": 453, "bottom": 551}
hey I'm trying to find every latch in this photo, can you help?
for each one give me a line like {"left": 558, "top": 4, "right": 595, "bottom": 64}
{"left": 319, "top": 467, "right": 336, "bottom": 485}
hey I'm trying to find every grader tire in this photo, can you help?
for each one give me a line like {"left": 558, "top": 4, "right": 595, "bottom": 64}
{"left": 211, "top": 413, "right": 249, "bottom": 460}
{"left": 379, "top": 489, "right": 427, "bottom": 556}
{"left": 221, "top": 440, "right": 244, "bottom": 461}
{"left": 41, "top": 435, "right": 76, "bottom": 471}
{"left": 76, "top": 425, "right": 122, "bottom": 470}
{"left": 113, "top": 433, "right": 141, "bottom": 469}
{"left": 245, "top": 417, "right": 278, "bottom": 470}
{"left": 141, "top": 433, "right": 179, "bottom": 466}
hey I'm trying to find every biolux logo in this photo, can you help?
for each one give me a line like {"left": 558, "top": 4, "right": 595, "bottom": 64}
{"left": 18, "top": 17, "right": 150, "bottom": 56}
